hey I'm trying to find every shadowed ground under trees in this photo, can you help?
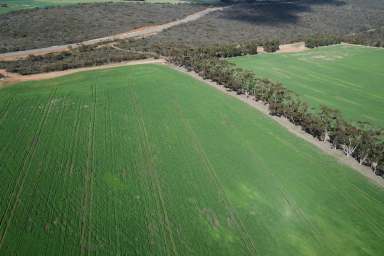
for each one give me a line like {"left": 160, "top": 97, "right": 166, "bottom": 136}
{"left": 148, "top": 0, "right": 384, "bottom": 46}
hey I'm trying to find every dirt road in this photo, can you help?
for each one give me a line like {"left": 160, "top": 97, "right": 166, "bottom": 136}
{"left": 0, "top": 59, "right": 166, "bottom": 87}
{"left": 0, "top": 6, "right": 224, "bottom": 61}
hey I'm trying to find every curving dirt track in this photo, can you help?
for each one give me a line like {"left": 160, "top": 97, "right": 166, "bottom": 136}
{"left": 0, "top": 7, "right": 224, "bottom": 61}
{"left": 0, "top": 59, "right": 166, "bottom": 87}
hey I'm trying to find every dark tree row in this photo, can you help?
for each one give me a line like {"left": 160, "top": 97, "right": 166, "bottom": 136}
{"left": 263, "top": 40, "right": 280, "bottom": 52}
{"left": 0, "top": 45, "right": 154, "bottom": 75}
{"left": 343, "top": 27, "right": 384, "bottom": 48}
{"left": 168, "top": 45, "right": 384, "bottom": 177}
{"left": 305, "top": 35, "right": 341, "bottom": 48}
{"left": 304, "top": 31, "right": 384, "bottom": 48}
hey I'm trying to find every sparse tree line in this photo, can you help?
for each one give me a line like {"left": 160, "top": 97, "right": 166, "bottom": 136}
{"left": 305, "top": 32, "right": 384, "bottom": 48}
{"left": 167, "top": 44, "right": 384, "bottom": 177}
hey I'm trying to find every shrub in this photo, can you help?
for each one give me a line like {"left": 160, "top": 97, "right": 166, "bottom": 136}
{"left": 263, "top": 40, "right": 280, "bottom": 52}
{"left": 305, "top": 35, "right": 341, "bottom": 48}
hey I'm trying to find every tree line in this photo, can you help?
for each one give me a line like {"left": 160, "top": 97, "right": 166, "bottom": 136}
{"left": 263, "top": 40, "right": 280, "bottom": 52}
{"left": 305, "top": 35, "right": 341, "bottom": 48}
{"left": 305, "top": 32, "right": 384, "bottom": 48}
{"left": 167, "top": 43, "right": 384, "bottom": 177}
{"left": 0, "top": 44, "right": 154, "bottom": 75}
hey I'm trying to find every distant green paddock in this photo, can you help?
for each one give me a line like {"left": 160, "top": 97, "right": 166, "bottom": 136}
{"left": 230, "top": 44, "right": 384, "bottom": 127}
{"left": 0, "top": 64, "right": 383, "bottom": 255}
{"left": 0, "top": 0, "right": 122, "bottom": 14}
{"left": 0, "top": 0, "right": 211, "bottom": 15}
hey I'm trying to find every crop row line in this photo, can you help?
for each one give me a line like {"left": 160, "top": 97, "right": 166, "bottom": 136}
{"left": 0, "top": 88, "right": 57, "bottom": 250}
{"left": 130, "top": 90, "right": 179, "bottom": 256}
{"left": 80, "top": 85, "right": 96, "bottom": 256}
{"left": 173, "top": 100, "right": 259, "bottom": 255}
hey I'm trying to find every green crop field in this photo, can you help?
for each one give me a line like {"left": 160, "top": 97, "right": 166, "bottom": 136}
{"left": 0, "top": 0, "right": 121, "bottom": 15}
{"left": 0, "top": 64, "right": 383, "bottom": 255}
{"left": 230, "top": 44, "right": 384, "bottom": 127}
{"left": 0, "top": 0, "right": 207, "bottom": 15}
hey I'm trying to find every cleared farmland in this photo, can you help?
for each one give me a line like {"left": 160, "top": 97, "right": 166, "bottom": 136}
{"left": 0, "top": 0, "right": 126, "bottom": 14}
{"left": 0, "top": 64, "right": 384, "bottom": 255}
{"left": 0, "top": 0, "right": 182, "bottom": 15}
{"left": 230, "top": 44, "right": 384, "bottom": 127}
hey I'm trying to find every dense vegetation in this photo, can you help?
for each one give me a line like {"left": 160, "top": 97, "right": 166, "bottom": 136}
{"left": 167, "top": 44, "right": 384, "bottom": 176}
{"left": 147, "top": 0, "right": 384, "bottom": 46}
{"left": 343, "top": 27, "right": 384, "bottom": 47}
{"left": 303, "top": 32, "right": 384, "bottom": 49}
{"left": 304, "top": 35, "right": 341, "bottom": 48}
{"left": 0, "top": 45, "right": 153, "bottom": 74}
{"left": 0, "top": 2, "right": 204, "bottom": 53}
{"left": 263, "top": 40, "right": 280, "bottom": 52}
{"left": 0, "top": 40, "right": 259, "bottom": 74}
{"left": 1, "top": 0, "right": 384, "bottom": 52}
{"left": 1, "top": 64, "right": 384, "bottom": 255}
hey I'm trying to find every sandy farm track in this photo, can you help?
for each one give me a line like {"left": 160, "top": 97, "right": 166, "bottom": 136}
{"left": 0, "top": 7, "right": 224, "bottom": 61}
{"left": 0, "top": 59, "right": 165, "bottom": 87}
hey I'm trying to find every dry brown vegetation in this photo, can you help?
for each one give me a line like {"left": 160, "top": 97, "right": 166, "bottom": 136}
{"left": 0, "top": 2, "right": 205, "bottom": 53}
{"left": 344, "top": 27, "right": 384, "bottom": 47}
{"left": 147, "top": 0, "right": 384, "bottom": 46}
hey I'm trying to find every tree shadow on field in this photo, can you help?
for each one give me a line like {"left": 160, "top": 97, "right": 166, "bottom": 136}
{"left": 218, "top": 0, "right": 347, "bottom": 25}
